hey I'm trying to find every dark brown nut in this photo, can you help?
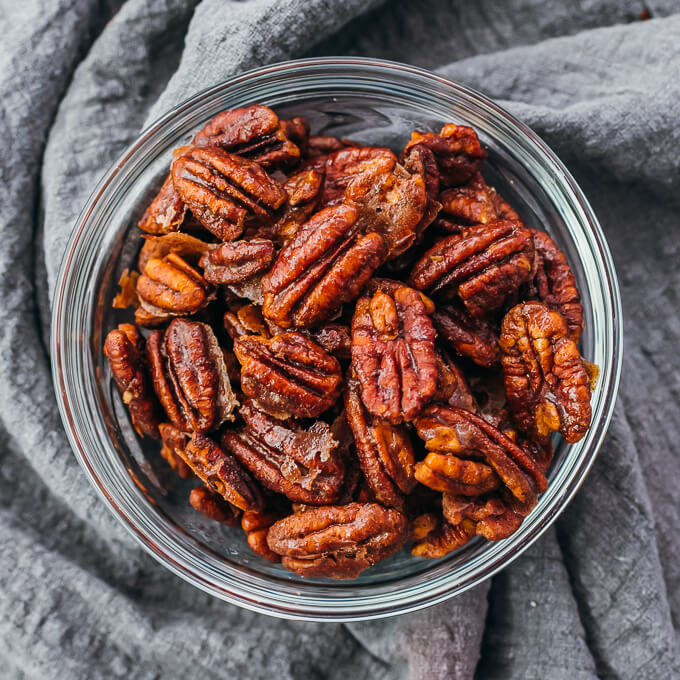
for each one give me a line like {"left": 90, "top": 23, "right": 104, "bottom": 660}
{"left": 500, "top": 301, "right": 592, "bottom": 444}
{"left": 280, "top": 116, "right": 310, "bottom": 149}
{"left": 401, "top": 143, "right": 443, "bottom": 240}
{"left": 199, "top": 239, "right": 275, "bottom": 285}
{"left": 233, "top": 332, "right": 342, "bottom": 419}
{"left": 344, "top": 373, "right": 415, "bottom": 511}
{"left": 222, "top": 401, "right": 345, "bottom": 504}
{"left": 267, "top": 503, "right": 410, "bottom": 579}
{"left": 364, "top": 277, "right": 436, "bottom": 313}
{"left": 409, "top": 220, "right": 535, "bottom": 318}
{"left": 414, "top": 452, "right": 500, "bottom": 496}
{"left": 158, "top": 422, "right": 193, "bottom": 478}
{"left": 433, "top": 350, "right": 478, "bottom": 413}
{"left": 468, "top": 372, "right": 513, "bottom": 431}
{"left": 189, "top": 486, "right": 241, "bottom": 526}
{"left": 404, "top": 124, "right": 486, "bottom": 187}
{"left": 306, "top": 135, "right": 358, "bottom": 158}
{"left": 309, "top": 323, "right": 352, "bottom": 360}
{"left": 138, "top": 173, "right": 187, "bottom": 234}
{"left": 104, "top": 324, "right": 161, "bottom": 438}
{"left": 525, "top": 230, "right": 584, "bottom": 342}
{"left": 439, "top": 173, "right": 519, "bottom": 225}
{"left": 414, "top": 405, "right": 547, "bottom": 504}
{"left": 411, "top": 519, "right": 476, "bottom": 558}
{"left": 179, "top": 433, "right": 263, "bottom": 512}
{"left": 147, "top": 318, "right": 238, "bottom": 433}
{"left": 136, "top": 253, "right": 213, "bottom": 318}
{"left": 518, "top": 435, "right": 555, "bottom": 475}
{"left": 171, "top": 147, "right": 287, "bottom": 241}
{"left": 262, "top": 203, "right": 387, "bottom": 329}
{"left": 223, "top": 304, "right": 270, "bottom": 340}
{"left": 351, "top": 284, "right": 437, "bottom": 423}
{"left": 442, "top": 493, "right": 522, "bottom": 541}
{"left": 241, "top": 510, "right": 281, "bottom": 562}
{"left": 192, "top": 105, "right": 300, "bottom": 170}
{"left": 432, "top": 303, "right": 501, "bottom": 368}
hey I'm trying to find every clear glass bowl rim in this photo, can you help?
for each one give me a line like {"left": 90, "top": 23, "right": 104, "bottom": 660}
{"left": 51, "top": 56, "right": 623, "bottom": 622}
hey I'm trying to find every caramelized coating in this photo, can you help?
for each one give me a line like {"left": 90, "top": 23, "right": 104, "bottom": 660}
{"left": 309, "top": 323, "right": 352, "bottom": 360}
{"left": 189, "top": 486, "right": 242, "bottom": 527}
{"left": 414, "top": 452, "right": 500, "bottom": 496}
{"left": 138, "top": 173, "right": 187, "bottom": 234}
{"left": 200, "top": 238, "right": 275, "bottom": 285}
{"left": 411, "top": 519, "right": 476, "bottom": 558}
{"left": 241, "top": 510, "right": 282, "bottom": 562}
{"left": 223, "top": 303, "right": 270, "bottom": 340}
{"left": 137, "top": 232, "right": 210, "bottom": 272}
{"left": 439, "top": 172, "right": 519, "bottom": 225}
{"left": 158, "top": 422, "right": 193, "bottom": 478}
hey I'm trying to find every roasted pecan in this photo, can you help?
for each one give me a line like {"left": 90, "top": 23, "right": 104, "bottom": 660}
{"left": 223, "top": 303, "right": 270, "bottom": 340}
{"left": 439, "top": 173, "right": 519, "bottom": 225}
{"left": 309, "top": 323, "right": 352, "bottom": 360}
{"left": 411, "top": 519, "right": 476, "bottom": 558}
{"left": 147, "top": 318, "right": 238, "bottom": 432}
{"left": 192, "top": 105, "right": 301, "bottom": 170}
{"left": 261, "top": 203, "right": 386, "bottom": 329}
{"left": 233, "top": 332, "right": 342, "bottom": 419}
{"left": 401, "top": 143, "right": 442, "bottom": 240}
{"left": 222, "top": 401, "right": 345, "bottom": 504}
{"left": 136, "top": 253, "right": 213, "bottom": 319}
{"left": 525, "top": 231, "right": 583, "bottom": 342}
{"left": 404, "top": 124, "right": 486, "bottom": 187}
{"left": 500, "top": 301, "right": 592, "bottom": 444}
{"left": 189, "top": 486, "right": 241, "bottom": 527}
{"left": 414, "top": 452, "right": 500, "bottom": 496}
{"left": 442, "top": 493, "right": 521, "bottom": 541}
{"left": 433, "top": 349, "right": 478, "bottom": 413}
{"left": 267, "top": 503, "right": 410, "bottom": 579}
{"left": 104, "top": 324, "right": 161, "bottom": 438}
{"left": 280, "top": 116, "right": 310, "bottom": 150}
{"left": 432, "top": 303, "right": 501, "bottom": 368}
{"left": 199, "top": 238, "right": 275, "bottom": 285}
{"left": 137, "top": 232, "right": 210, "bottom": 273}
{"left": 344, "top": 373, "right": 415, "bottom": 511}
{"left": 409, "top": 220, "right": 535, "bottom": 317}
{"left": 171, "top": 147, "right": 287, "bottom": 241}
{"left": 178, "top": 433, "right": 263, "bottom": 511}
{"left": 241, "top": 510, "right": 282, "bottom": 562}
{"left": 411, "top": 513, "right": 440, "bottom": 541}
{"left": 351, "top": 283, "right": 437, "bottom": 423}
{"left": 138, "top": 173, "right": 187, "bottom": 234}
{"left": 158, "top": 422, "right": 192, "bottom": 478}
{"left": 415, "top": 405, "right": 547, "bottom": 504}
{"left": 306, "top": 135, "right": 358, "bottom": 158}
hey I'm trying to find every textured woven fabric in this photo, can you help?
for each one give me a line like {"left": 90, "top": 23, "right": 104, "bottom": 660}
{"left": 2, "top": 1, "right": 679, "bottom": 678}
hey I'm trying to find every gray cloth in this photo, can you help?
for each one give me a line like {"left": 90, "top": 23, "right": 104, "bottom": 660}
{"left": 1, "top": 0, "right": 679, "bottom": 677}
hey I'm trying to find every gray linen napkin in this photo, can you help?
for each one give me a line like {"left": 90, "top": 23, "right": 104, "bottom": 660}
{"left": 2, "top": 1, "right": 679, "bottom": 678}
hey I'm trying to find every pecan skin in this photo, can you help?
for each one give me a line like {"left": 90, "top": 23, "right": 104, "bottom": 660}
{"left": 179, "top": 433, "right": 264, "bottom": 512}
{"left": 222, "top": 400, "right": 345, "bottom": 505}
{"left": 104, "top": 324, "right": 161, "bottom": 438}
{"left": 200, "top": 238, "right": 275, "bottom": 285}
{"left": 172, "top": 147, "right": 287, "bottom": 241}
{"left": 233, "top": 332, "right": 342, "bottom": 420}
{"left": 262, "top": 203, "right": 386, "bottom": 329}
{"left": 241, "top": 510, "right": 281, "bottom": 562}
{"left": 267, "top": 503, "right": 410, "bottom": 579}
{"left": 189, "top": 486, "right": 241, "bottom": 527}
{"left": 147, "top": 318, "right": 238, "bottom": 433}
{"left": 158, "top": 422, "right": 193, "bottom": 478}
{"left": 500, "top": 301, "right": 592, "bottom": 444}
{"left": 351, "top": 283, "right": 437, "bottom": 424}
{"left": 138, "top": 173, "right": 187, "bottom": 234}
{"left": 410, "top": 220, "right": 535, "bottom": 318}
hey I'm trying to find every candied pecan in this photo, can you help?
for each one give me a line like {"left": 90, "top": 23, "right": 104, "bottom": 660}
{"left": 261, "top": 203, "right": 386, "bottom": 329}
{"left": 189, "top": 486, "right": 241, "bottom": 527}
{"left": 433, "top": 349, "right": 478, "bottom": 413}
{"left": 280, "top": 116, "right": 310, "bottom": 150}
{"left": 199, "top": 238, "right": 275, "bottom": 285}
{"left": 223, "top": 303, "right": 270, "bottom": 340}
{"left": 104, "top": 324, "right": 161, "bottom": 438}
{"left": 365, "top": 277, "right": 436, "bottom": 313}
{"left": 442, "top": 493, "right": 521, "bottom": 541}
{"left": 525, "top": 230, "right": 583, "bottom": 342}
{"left": 415, "top": 405, "right": 547, "bottom": 503}
{"left": 241, "top": 510, "right": 281, "bottom": 562}
{"left": 404, "top": 124, "right": 486, "bottom": 187}
{"left": 137, "top": 232, "right": 210, "bottom": 272}
{"left": 401, "top": 143, "right": 442, "bottom": 240}
{"left": 192, "top": 105, "right": 300, "bottom": 169}
{"left": 500, "top": 301, "right": 592, "bottom": 444}
{"left": 233, "top": 332, "right": 342, "bottom": 419}
{"left": 222, "top": 401, "right": 345, "bottom": 504}
{"left": 138, "top": 173, "right": 187, "bottom": 234}
{"left": 411, "top": 513, "right": 439, "bottom": 541}
{"left": 147, "top": 318, "right": 238, "bottom": 432}
{"left": 158, "top": 422, "right": 192, "bottom": 478}
{"left": 439, "top": 173, "right": 518, "bottom": 225}
{"left": 179, "top": 433, "right": 263, "bottom": 511}
{"left": 409, "top": 220, "right": 535, "bottom": 317}
{"left": 432, "top": 303, "right": 501, "bottom": 368}
{"left": 475, "top": 506, "right": 523, "bottom": 541}
{"left": 306, "top": 135, "right": 358, "bottom": 158}
{"left": 344, "top": 373, "right": 415, "bottom": 511}
{"left": 414, "top": 452, "right": 500, "bottom": 496}
{"left": 136, "top": 253, "right": 213, "bottom": 318}
{"left": 310, "top": 323, "right": 352, "bottom": 360}
{"left": 267, "top": 503, "right": 410, "bottom": 579}
{"left": 351, "top": 283, "right": 437, "bottom": 423}
{"left": 411, "top": 519, "right": 476, "bottom": 558}
{"left": 171, "top": 147, "right": 287, "bottom": 241}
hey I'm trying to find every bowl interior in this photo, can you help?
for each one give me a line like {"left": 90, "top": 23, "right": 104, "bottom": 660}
{"left": 54, "top": 60, "right": 621, "bottom": 620}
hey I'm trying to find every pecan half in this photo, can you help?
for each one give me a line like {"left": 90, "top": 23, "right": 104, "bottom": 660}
{"left": 138, "top": 173, "right": 187, "bottom": 234}
{"left": 267, "top": 503, "right": 410, "bottom": 579}
{"left": 411, "top": 519, "right": 476, "bottom": 558}
{"left": 222, "top": 401, "right": 345, "bottom": 504}
{"left": 409, "top": 220, "right": 535, "bottom": 317}
{"left": 147, "top": 318, "right": 238, "bottom": 432}
{"left": 344, "top": 373, "right": 415, "bottom": 511}
{"left": 241, "top": 510, "right": 282, "bottom": 562}
{"left": 351, "top": 283, "right": 437, "bottom": 423}
{"left": 171, "top": 147, "right": 287, "bottom": 241}
{"left": 189, "top": 486, "right": 241, "bottom": 527}
{"left": 178, "top": 433, "right": 263, "bottom": 511}
{"left": 439, "top": 173, "right": 519, "bottom": 226}
{"left": 442, "top": 493, "right": 522, "bottom": 541}
{"left": 104, "top": 324, "right": 161, "bottom": 438}
{"left": 137, "top": 232, "right": 210, "bottom": 273}
{"left": 500, "top": 301, "right": 592, "bottom": 444}
{"left": 433, "top": 349, "right": 478, "bottom": 413}
{"left": 414, "top": 452, "right": 500, "bottom": 496}
{"left": 261, "top": 203, "right": 386, "bottom": 329}
{"left": 158, "top": 422, "right": 192, "bottom": 478}
{"left": 199, "top": 238, "right": 275, "bottom": 285}
{"left": 432, "top": 303, "right": 501, "bottom": 368}
{"left": 233, "top": 332, "right": 342, "bottom": 419}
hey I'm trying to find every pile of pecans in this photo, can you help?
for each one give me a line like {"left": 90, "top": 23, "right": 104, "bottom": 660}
{"left": 104, "top": 105, "right": 595, "bottom": 579}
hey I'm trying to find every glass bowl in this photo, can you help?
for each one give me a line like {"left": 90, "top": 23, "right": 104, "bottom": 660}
{"left": 51, "top": 57, "right": 623, "bottom": 621}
